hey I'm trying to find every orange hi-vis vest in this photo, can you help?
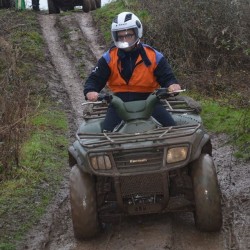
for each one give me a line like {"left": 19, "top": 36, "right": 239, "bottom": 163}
{"left": 103, "top": 44, "right": 164, "bottom": 93}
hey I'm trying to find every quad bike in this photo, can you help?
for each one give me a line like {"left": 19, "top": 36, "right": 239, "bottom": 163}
{"left": 68, "top": 88, "right": 222, "bottom": 239}
{"left": 47, "top": 0, "right": 101, "bottom": 14}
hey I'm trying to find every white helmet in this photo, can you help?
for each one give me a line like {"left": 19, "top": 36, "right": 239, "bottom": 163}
{"left": 111, "top": 12, "right": 143, "bottom": 49}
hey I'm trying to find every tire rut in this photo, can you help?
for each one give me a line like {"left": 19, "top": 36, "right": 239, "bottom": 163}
{"left": 39, "top": 14, "right": 86, "bottom": 126}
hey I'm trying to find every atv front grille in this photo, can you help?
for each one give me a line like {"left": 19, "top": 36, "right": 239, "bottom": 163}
{"left": 116, "top": 173, "right": 169, "bottom": 215}
{"left": 120, "top": 173, "right": 164, "bottom": 197}
{"left": 113, "top": 148, "right": 163, "bottom": 173}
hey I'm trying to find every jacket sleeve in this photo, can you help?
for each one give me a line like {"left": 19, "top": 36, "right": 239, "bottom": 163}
{"left": 83, "top": 57, "right": 111, "bottom": 96}
{"left": 154, "top": 57, "right": 178, "bottom": 88}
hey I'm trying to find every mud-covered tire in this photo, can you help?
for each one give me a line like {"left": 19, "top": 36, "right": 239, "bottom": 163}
{"left": 0, "top": 0, "right": 7, "bottom": 8}
{"left": 61, "top": 5, "right": 74, "bottom": 11}
{"left": 191, "top": 154, "right": 222, "bottom": 232}
{"left": 1, "top": 0, "right": 14, "bottom": 8}
{"left": 89, "top": 0, "right": 96, "bottom": 10}
{"left": 10, "top": 0, "right": 15, "bottom": 7}
{"left": 95, "top": 0, "right": 101, "bottom": 8}
{"left": 47, "top": 0, "right": 60, "bottom": 14}
{"left": 82, "top": 0, "right": 91, "bottom": 12}
{"left": 70, "top": 165, "right": 99, "bottom": 239}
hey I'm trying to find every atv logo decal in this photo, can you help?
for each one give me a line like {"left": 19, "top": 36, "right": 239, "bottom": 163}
{"left": 129, "top": 159, "right": 148, "bottom": 163}
{"left": 82, "top": 195, "right": 87, "bottom": 210}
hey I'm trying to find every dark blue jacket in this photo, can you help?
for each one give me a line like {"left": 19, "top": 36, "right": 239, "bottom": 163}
{"left": 84, "top": 43, "right": 178, "bottom": 102}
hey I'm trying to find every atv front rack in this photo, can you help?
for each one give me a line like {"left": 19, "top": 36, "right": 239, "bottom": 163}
{"left": 82, "top": 96, "right": 201, "bottom": 120}
{"left": 77, "top": 123, "right": 200, "bottom": 149}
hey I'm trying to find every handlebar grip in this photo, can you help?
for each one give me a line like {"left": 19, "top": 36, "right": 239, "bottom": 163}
{"left": 156, "top": 88, "right": 186, "bottom": 98}
{"left": 97, "top": 94, "right": 113, "bottom": 102}
{"left": 97, "top": 93, "right": 105, "bottom": 101}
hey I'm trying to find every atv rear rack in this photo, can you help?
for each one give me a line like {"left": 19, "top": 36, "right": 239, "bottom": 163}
{"left": 77, "top": 123, "right": 200, "bottom": 149}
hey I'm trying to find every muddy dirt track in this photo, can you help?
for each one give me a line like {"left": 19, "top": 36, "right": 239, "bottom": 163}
{"left": 17, "top": 12, "right": 250, "bottom": 250}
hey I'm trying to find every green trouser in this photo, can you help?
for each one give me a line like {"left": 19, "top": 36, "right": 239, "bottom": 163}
{"left": 16, "top": 0, "right": 25, "bottom": 10}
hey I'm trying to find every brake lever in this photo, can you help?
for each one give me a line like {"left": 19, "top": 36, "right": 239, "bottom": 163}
{"left": 170, "top": 89, "right": 186, "bottom": 93}
{"left": 81, "top": 101, "right": 103, "bottom": 106}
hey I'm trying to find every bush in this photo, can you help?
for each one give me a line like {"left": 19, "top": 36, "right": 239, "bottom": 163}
{"left": 0, "top": 10, "right": 45, "bottom": 180}
{"left": 0, "top": 37, "right": 30, "bottom": 179}
{"left": 140, "top": 0, "right": 249, "bottom": 72}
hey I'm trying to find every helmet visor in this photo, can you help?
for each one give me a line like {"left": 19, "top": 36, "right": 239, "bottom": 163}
{"left": 113, "top": 30, "right": 138, "bottom": 49}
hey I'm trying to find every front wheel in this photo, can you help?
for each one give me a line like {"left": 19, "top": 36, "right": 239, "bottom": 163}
{"left": 70, "top": 165, "right": 99, "bottom": 239}
{"left": 191, "top": 154, "right": 222, "bottom": 232}
{"left": 89, "top": 0, "right": 96, "bottom": 10}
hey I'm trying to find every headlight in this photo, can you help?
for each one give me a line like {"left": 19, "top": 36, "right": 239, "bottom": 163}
{"left": 90, "top": 154, "right": 112, "bottom": 170}
{"left": 166, "top": 146, "right": 188, "bottom": 163}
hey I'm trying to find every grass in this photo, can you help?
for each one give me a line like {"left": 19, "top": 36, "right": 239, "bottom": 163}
{"left": 202, "top": 101, "right": 242, "bottom": 133}
{"left": 200, "top": 97, "right": 250, "bottom": 160}
{"left": 8, "top": 11, "right": 45, "bottom": 63}
{"left": 0, "top": 243, "right": 15, "bottom": 250}
{"left": 0, "top": 9, "right": 70, "bottom": 249}
{"left": 0, "top": 103, "right": 68, "bottom": 248}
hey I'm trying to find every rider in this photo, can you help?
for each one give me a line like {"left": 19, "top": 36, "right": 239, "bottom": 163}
{"left": 32, "top": 0, "right": 40, "bottom": 11}
{"left": 84, "top": 12, "right": 181, "bottom": 131}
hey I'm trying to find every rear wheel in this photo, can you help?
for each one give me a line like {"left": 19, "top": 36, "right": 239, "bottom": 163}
{"left": 61, "top": 5, "right": 74, "bottom": 11}
{"left": 70, "top": 165, "right": 99, "bottom": 239}
{"left": 47, "top": 0, "right": 60, "bottom": 14}
{"left": 191, "top": 154, "right": 222, "bottom": 232}
{"left": 82, "top": 0, "right": 91, "bottom": 12}
{"left": 95, "top": 0, "right": 101, "bottom": 8}
{"left": 89, "top": 0, "right": 96, "bottom": 10}
{"left": 10, "top": 0, "right": 15, "bottom": 7}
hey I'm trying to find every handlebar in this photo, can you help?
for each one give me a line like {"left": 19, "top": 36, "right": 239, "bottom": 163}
{"left": 155, "top": 88, "right": 186, "bottom": 98}
{"left": 82, "top": 93, "right": 113, "bottom": 106}
{"left": 82, "top": 88, "right": 186, "bottom": 105}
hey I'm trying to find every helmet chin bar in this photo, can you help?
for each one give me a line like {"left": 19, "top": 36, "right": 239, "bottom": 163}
{"left": 115, "top": 39, "right": 140, "bottom": 50}
{"left": 116, "top": 41, "right": 130, "bottom": 49}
